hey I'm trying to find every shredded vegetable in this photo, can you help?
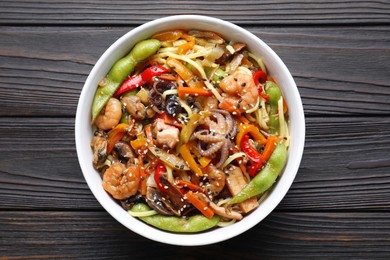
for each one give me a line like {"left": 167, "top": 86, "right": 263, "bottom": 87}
{"left": 90, "top": 29, "right": 290, "bottom": 233}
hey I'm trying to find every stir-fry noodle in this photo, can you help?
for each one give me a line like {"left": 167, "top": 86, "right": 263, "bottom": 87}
{"left": 90, "top": 29, "right": 290, "bottom": 232}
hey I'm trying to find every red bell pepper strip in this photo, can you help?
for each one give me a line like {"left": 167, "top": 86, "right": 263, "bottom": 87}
{"left": 253, "top": 70, "right": 267, "bottom": 85}
{"left": 253, "top": 70, "right": 270, "bottom": 101}
{"left": 154, "top": 163, "right": 168, "bottom": 195}
{"left": 114, "top": 65, "right": 169, "bottom": 97}
{"left": 156, "top": 112, "right": 183, "bottom": 128}
{"left": 243, "top": 134, "right": 279, "bottom": 177}
{"left": 241, "top": 134, "right": 266, "bottom": 177}
{"left": 248, "top": 162, "right": 263, "bottom": 177}
{"left": 240, "top": 134, "right": 265, "bottom": 164}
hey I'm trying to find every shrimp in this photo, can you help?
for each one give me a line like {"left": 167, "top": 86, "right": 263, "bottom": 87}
{"left": 94, "top": 98, "right": 122, "bottom": 130}
{"left": 102, "top": 162, "right": 140, "bottom": 200}
{"left": 218, "top": 71, "right": 259, "bottom": 116}
{"left": 202, "top": 164, "right": 226, "bottom": 198}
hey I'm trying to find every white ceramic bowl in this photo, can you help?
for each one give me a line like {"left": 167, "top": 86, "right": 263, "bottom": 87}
{"left": 75, "top": 15, "right": 305, "bottom": 246}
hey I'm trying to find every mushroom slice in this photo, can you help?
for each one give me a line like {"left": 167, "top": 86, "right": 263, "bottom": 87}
{"left": 215, "top": 42, "right": 247, "bottom": 64}
{"left": 146, "top": 187, "right": 175, "bottom": 216}
{"left": 113, "top": 141, "right": 135, "bottom": 163}
{"left": 120, "top": 192, "right": 145, "bottom": 210}
{"left": 159, "top": 177, "right": 191, "bottom": 215}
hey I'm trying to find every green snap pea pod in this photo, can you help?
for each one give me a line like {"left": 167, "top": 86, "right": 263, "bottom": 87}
{"left": 228, "top": 143, "right": 288, "bottom": 205}
{"left": 91, "top": 39, "right": 161, "bottom": 122}
{"left": 130, "top": 203, "right": 220, "bottom": 233}
{"left": 265, "top": 81, "right": 282, "bottom": 134}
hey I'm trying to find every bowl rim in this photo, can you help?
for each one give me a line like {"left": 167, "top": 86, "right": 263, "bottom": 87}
{"left": 75, "top": 14, "right": 305, "bottom": 246}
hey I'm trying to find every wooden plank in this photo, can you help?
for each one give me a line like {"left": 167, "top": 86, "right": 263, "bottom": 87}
{"left": 0, "top": 210, "right": 389, "bottom": 258}
{"left": 1, "top": 0, "right": 390, "bottom": 25}
{"left": 0, "top": 116, "right": 389, "bottom": 210}
{"left": 0, "top": 26, "right": 389, "bottom": 117}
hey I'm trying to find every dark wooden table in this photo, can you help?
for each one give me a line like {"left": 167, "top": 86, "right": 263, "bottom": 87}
{"left": 1, "top": 1, "right": 390, "bottom": 259}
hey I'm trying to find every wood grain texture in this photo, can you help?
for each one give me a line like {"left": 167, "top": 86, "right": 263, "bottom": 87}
{"left": 0, "top": 117, "right": 389, "bottom": 210}
{"left": 1, "top": 211, "right": 389, "bottom": 258}
{"left": 0, "top": 26, "right": 389, "bottom": 117}
{"left": 0, "top": 0, "right": 390, "bottom": 25}
{"left": 1, "top": 1, "right": 390, "bottom": 257}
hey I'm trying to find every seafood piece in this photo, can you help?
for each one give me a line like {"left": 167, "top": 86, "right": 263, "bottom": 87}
{"left": 201, "top": 96, "right": 219, "bottom": 111}
{"left": 102, "top": 162, "right": 140, "bottom": 200}
{"left": 225, "top": 165, "right": 259, "bottom": 213}
{"left": 94, "top": 97, "right": 122, "bottom": 130}
{"left": 202, "top": 164, "right": 226, "bottom": 198}
{"left": 192, "top": 109, "right": 236, "bottom": 167}
{"left": 90, "top": 130, "right": 108, "bottom": 170}
{"left": 219, "top": 71, "right": 259, "bottom": 116}
{"left": 122, "top": 95, "right": 146, "bottom": 120}
{"left": 153, "top": 118, "right": 180, "bottom": 149}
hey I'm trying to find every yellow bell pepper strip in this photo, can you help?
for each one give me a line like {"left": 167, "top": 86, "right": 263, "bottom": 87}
{"left": 180, "top": 111, "right": 210, "bottom": 143}
{"left": 198, "top": 156, "right": 212, "bottom": 168}
{"left": 177, "top": 34, "right": 195, "bottom": 55}
{"left": 235, "top": 123, "right": 267, "bottom": 147}
{"left": 185, "top": 141, "right": 211, "bottom": 168}
{"left": 91, "top": 39, "right": 161, "bottom": 122}
{"left": 166, "top": 58, "right": 205, "bottom": 89}
{"left": 185, "top": 191, "right": 214, "bottom": 219}
{"left": 228, "top": 144, "right": 287, "bottom": 205}
{"left": 179, "top": 143, "right": 203, "bottom": 176}
{"left": 152, "top": 29, "right": 185, "bottom": 43}
{"left": 106, "top": 123, "right": 129, "bottom": 153}
{"left": 130, "top": 137, "right": 147, "bottom": 150}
